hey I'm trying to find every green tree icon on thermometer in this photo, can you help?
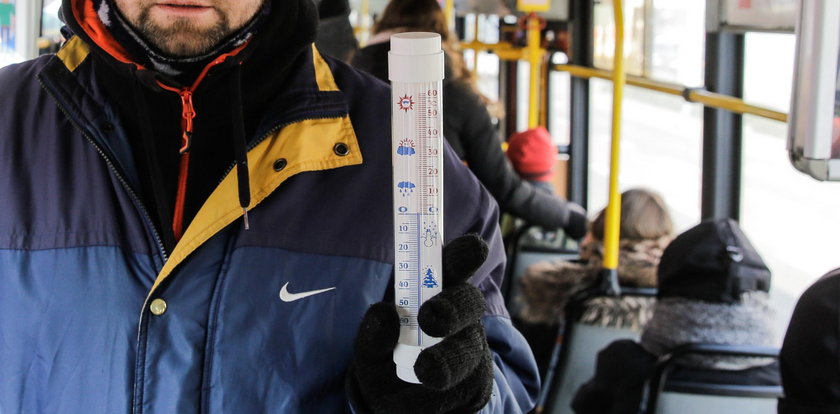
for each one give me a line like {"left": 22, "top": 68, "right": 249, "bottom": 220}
{"left": 389, "top": 32, "right": 445, "bottom": 384}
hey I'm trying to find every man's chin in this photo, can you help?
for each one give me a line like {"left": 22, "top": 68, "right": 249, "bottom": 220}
{"left": 156, "top": 38, "right": 217, "bottom": 57}
{"left": 142, "top": 29, "right": 225, "bottom": 56}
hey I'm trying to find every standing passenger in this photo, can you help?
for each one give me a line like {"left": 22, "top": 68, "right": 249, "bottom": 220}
{"left": 507, "top": 126, "right": 559, "bottom": 194}
{"left": 351, "top": 0, "right": 587, "bottom": 239}
{"left": 778, "top": 267, "right": 840, "bottom": 413}
{"left": 0, "top": 0, "right": 540, "bottom": 412}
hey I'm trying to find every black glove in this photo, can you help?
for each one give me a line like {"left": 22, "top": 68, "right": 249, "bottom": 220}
{"left": 347, "top": 234, "right": 495, "bottom": 414}
{"left": 563, "top": 201, "right": 588, "bottom": 240}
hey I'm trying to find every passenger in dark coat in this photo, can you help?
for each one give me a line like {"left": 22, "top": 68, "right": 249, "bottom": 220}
{"left": 571, "top": 218, "right": 781, "bottom": 414}
{"left": 350, "top": 0, "right": 587, "bottom": 238}
{"left": 778, "top": 267, "right": 840, "bottom": 414}
{"left": 314, "top": 0, "right": 358, "bottom": 62}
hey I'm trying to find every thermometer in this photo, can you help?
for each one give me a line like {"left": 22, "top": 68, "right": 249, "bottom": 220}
{"left": 389, "top": 32, "right": 445, "bottom": 384}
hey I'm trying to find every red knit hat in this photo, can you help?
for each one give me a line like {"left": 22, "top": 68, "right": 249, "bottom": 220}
{"left": 507, "top": 126, "right": 556, "bottom": 182}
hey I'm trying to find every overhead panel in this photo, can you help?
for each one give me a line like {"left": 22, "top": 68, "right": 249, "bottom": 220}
{"left": 715, "top": 0, "right": 796, "bottom": 32}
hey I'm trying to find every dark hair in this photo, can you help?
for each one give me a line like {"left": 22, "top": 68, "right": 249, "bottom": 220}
{"left": 372, "top": 0, "right": 490, "bottom": 107}
{"left": 590, "top": 188, "right": 673, "bottom": 241}
{"left": 373, "top": 0, "right": 451, "bottom": 44}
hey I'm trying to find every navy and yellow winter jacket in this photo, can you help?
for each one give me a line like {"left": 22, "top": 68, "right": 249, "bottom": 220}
{"left": 0, "top": 0, "right": 539, "bottom": 413}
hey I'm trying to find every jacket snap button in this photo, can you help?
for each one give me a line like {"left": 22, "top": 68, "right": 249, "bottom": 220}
{"left": 150, "top": 298, "right": 167, "bottom": 316}
{"left": 273, "top": 158, "right": 287, "bottom": 172}
{"left": 333, "top": 143, "right": 350, "bottom": 156}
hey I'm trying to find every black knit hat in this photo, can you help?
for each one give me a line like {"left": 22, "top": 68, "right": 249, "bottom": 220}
{"left": 657, "top": 218, "right": 771, "bottom": 303}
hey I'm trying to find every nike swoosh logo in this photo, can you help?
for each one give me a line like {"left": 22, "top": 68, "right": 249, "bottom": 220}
{"left": 279, "top": 282, "right": 336, "bottom": 302}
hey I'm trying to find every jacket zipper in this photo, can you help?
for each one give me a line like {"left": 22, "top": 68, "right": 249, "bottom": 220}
{"left": 156, "top": 50, "right": 237, "bottom": 241}
{"left": 37, "top": 79, "right": 169, "bottom": 263}
{"left": 170, "top": 90, "right": 196, "bottom": 240}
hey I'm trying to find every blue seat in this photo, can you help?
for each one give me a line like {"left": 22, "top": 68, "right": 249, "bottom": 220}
{"left": 539, "top": 286, "right": 657, "bottom": 414}
{"left": 641, "top": 343, "right": 782, "bottom": 414}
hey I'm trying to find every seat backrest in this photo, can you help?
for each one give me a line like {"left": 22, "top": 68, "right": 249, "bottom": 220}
{"left": 502, "top": 223, "right": 578, "bottom": 315}
{"left": 542, "top": 322, "right": 642, "bottom": 414}
{"left": 654, "top": 392, "right": 779, "bottom": 414}
{"left": 537, "top": 286, "right": 657, "bottom": 414}
{"left": 643, "top": 343, "right": 782, "bottom": 414}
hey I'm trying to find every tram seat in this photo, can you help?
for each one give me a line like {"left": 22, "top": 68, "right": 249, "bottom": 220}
{"left": 642, "top": 343, "right": 783, "bottom": 414}
{"left": 502, "top": 222, "right": 579, "bottom": 316}
{"left": 502, "top": 222, "right": 580, "bottom": 379}
{"left": 540, "top": 287, "right": 657, "bottom": 414}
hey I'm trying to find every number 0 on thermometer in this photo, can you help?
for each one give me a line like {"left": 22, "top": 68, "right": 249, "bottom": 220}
{"left": 389, "top": 32, "right": 445, "bottom": 384}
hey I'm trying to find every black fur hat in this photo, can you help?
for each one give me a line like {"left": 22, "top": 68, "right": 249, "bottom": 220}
{"left": 657, "top": 218, "right": 771, "bottom": 303}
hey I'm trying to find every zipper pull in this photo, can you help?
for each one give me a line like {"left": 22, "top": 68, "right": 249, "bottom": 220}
{"left": 179, "top": 90, "right": 195, "bottom": 154}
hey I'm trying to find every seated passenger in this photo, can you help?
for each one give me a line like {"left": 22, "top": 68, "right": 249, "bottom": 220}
{"left": 571, "top": 218, "right": 780, "bottom": 414}
{"left": 350, "top": 0, "right": 587, "bottom": 238}
{"left": 517, "top": 188, "right": 673, "bottom": 330}
{"left": 778, "top": 267, "right": 840, "bottom": 413}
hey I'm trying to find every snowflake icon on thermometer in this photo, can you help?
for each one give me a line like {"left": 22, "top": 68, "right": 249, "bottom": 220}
{"left": 397, "top": 95, "right": 414, "bottom": 112}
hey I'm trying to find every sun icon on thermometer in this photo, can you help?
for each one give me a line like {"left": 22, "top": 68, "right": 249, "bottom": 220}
{"left": 397, "top": 95, "right": 414, "bottom": 112}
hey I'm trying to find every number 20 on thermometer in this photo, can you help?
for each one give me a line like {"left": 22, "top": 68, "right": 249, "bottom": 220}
{"left": 389, "top": 33, "right": 445, "bottom": 384}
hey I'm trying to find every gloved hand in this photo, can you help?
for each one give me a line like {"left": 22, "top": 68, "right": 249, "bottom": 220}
{"left": 563, "top": 201, "right": 588, "bottom": 241}
{"left": 347, "top": 234, "right": 495, "bottom": 414}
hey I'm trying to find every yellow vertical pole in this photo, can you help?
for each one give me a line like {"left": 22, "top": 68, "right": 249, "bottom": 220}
{"left": 603, "top": 0, "right": 626, "bottom": 272}
{"left": 360, "top": 0, "right": 370, "bottom": 46}
{"left": 444, "top": 0, "right": 455, "bottom": 32}
{"left": 526, "top": 13, "right": 542, "bottom": 128}
{"left": 471, "top": 15, "right": 480, "bottom": 76}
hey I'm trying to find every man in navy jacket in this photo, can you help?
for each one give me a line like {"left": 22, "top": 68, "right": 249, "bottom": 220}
{"left": 0, "top": 0, "right": 539, "bottom": 412}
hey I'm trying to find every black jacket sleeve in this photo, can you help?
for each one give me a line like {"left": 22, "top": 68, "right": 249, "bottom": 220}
{"left": 443, "top": 80, "right": 574, "bottom": 230}
{"left": 571, "top": 340, "right": 657, "bottom": 414}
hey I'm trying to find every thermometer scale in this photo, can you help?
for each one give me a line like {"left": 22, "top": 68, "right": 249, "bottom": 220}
{"left": 389, "top": 32, "right": 445, "bottom": 384}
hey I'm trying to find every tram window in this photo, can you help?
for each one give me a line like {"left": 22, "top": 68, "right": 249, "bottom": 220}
{"left": 0, "top": 0, "right": 17, "bottom": 66}
{"left": 40, "top": 0, "right": 63, "bottom": 55}
{"left": 592, "top": 0, "right": 646, "bottom": 77}
{"left": 646, "top": 0, "right": 705, "bottom": 86}
{"left": 740, "top": 32, "right": 840, "bottom": 340}
{"left": 587, "top": 77, "right": 702, "bottom": 233}
{"left": 464, "top": 14, "right": 501, "bottom": 103}
{"left": 594, "top": 0, "right": 705, "bottom": 85}
{"left": 548, "top": 66, "right": 570, "bottom": 148}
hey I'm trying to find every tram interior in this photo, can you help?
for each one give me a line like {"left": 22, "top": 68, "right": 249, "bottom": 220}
{"left": 1, "top": 0, "right": 840, "bottom": 413}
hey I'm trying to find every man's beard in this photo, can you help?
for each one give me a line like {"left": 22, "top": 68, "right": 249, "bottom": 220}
{"left": 135, "top": 7, "right": 232, "bottom": 57}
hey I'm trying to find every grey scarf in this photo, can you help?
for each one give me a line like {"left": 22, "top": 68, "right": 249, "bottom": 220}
{"left": 640, "top": 291, "right": 776, "bottom": 370}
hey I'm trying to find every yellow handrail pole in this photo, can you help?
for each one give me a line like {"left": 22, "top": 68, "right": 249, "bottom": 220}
{"left": 526, "top": 13, "right": 543, "bottom": 128}
{"left": 445, "top": 0, "right": 455, "bottom": 33}
{"left": 460, "top": 40, "right": 524, "bottom": 60}
{"left": 688, "top": 89, "right": 788, "bottom": 122}
{"left": 552, "top": 64, "right": 788, "bottom": 122}
{"left": 472, "top": 15, "right": 480, "bottom": 76}
{"left": 603, "top": 0, "right": 625, "bottom": 277}
{"left": 356, "top": 0, "right": 370, "bottom": 46}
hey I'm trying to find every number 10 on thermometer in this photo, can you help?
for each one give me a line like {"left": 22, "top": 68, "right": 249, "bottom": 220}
{"left": 389, "top": 33, "right": 445, "bottom": 384}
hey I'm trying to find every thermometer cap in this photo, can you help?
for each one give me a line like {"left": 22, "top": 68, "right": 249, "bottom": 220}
{"left": 388, "top": 32, "right": 445, "bottom": 83}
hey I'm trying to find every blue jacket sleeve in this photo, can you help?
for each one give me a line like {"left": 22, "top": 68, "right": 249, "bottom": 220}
{"left": 478, "top": 316, "right": 541, "bottom": 413}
